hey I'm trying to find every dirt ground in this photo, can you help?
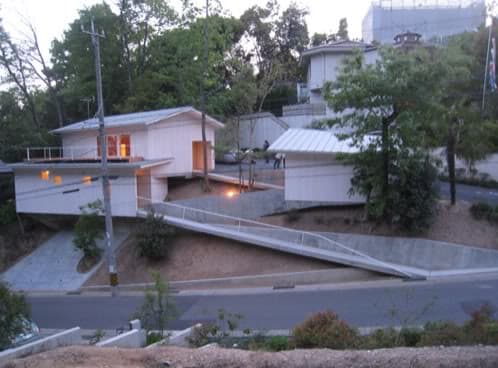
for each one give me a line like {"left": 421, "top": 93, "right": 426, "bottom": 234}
{"left": 262, "top": 200, "right": 498, "bottom": 250}
{"left": 86, "top": 230, "right": 335, "bottom": 285}
{"left": 4, "top": 345, "right": 498, "bottom": 368}
{"left": 0, "top": 219, "right": 54, "bottom": 273}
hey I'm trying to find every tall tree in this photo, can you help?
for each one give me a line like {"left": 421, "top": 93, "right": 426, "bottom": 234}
{"left": 336, "top": 18, "right": 349, "bottom": 41}
{"left": 325, "top": 47, "right": 444, "bottom": 220}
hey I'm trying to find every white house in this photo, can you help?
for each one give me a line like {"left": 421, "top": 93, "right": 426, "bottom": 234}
{"left": 238, "top": 40, "right": 378, "bottom": 149}
{"left": 10, "top": 106, "right": 223, "bottom": 217}
{"left": 269, "top": 128, "right": 368, "bottom": 204}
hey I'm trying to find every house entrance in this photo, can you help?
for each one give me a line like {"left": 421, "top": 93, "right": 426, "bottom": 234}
{"left": 192, "top": 141, "right": 213, "bottom": 171}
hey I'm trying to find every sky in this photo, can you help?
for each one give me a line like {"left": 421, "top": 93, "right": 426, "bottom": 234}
{"left": 0, "top": 0, "right": 373, "bottom": 60}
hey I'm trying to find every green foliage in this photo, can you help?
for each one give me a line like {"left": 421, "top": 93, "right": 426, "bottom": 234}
{"left": 463, "top": 304, "right": 498, "bottom": 345}
{"left": 418, "top": 321, "right": 465, "bottom": 347}
{"left": 146, "top": 332, "right": 164, "bottom": 346}
{"left": 73, "top": 200, "right": 104, "bottom": 259}
{"left": 264, "top": 336, "right": 289, "bottom": 352}
{"left": 0, "top": 200, "right": 16, "bottom": 226}
{"left": 134, "top": 271, "right": 177, "bottom": 337}
{"left": 360, "top": 328, "right": 398, "bottom": 349}
{"left": 0, "top": 282, "right": 30, "bottom": 350}
{"left": 292, "top": 310, "right": 359, "bottom": 349}
{"left": 470, "top": 202, "right": 494, "bottom": 221}
{"left": 88, "top": 329, "right": 106, "bottom": 345}
{"left": 398, "top": 327, "right": 422, "bottom": 347}
{"left": 187, "top": 309, "right": 244, "bottom": 348}
{"left": 187, "top": 323, "right": 218, "bottom": 348}
{"left": 136, "top": 211, "right": 176, "bottom": 260}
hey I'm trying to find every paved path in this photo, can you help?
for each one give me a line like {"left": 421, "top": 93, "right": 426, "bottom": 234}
{"left": 28, "top": 274, "right": 498, "bottom": 330}
{"left": 439, "top": 181, "right": 498, "bottom": 205}
{"left": 1, "top": 230, "right": 128, "bottom": 292}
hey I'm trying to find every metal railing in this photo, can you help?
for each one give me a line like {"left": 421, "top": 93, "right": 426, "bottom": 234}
{"left": 137, "top": 200, "right": 414, "bottom": 278}
{"left": 25, "top": 145, "right": 135, "bottom": 161}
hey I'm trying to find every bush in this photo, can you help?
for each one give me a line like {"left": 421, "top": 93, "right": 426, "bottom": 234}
{"left": 146, "top": 332, "right": 163, "bottom": 346}
{"left": 0, "top": 282, "right": 30, "bottom": 350}
{"left": 73, "top": 201, "right": 104, "bottom": 259}
{"left": 418, "top": 321, "right": 465, "bottom": 347}
{"left": 399, "top": 327, "right": 422, "bottom": 347}
{"left": 0, "top": 200, "right": 16, "bottom": 226}
{"left": 265, "top": 336, "right": 289, "bottom": 351}
{"left": 292, "top": 310, "right": 358, "bottom": 349}
{"left": 136, "top": 211, "right": 176, "bottom": 260}
{"left": 470, "top": 202, "right": 494, "bottom": 221}
{"left": 187, "top": 323, "right": 218, "bottom": 348}
{"left": 360, "top": 328, "right": 398, "bottom": 349}
{"left": 463, "top": 304, "right": 498, "bottom": 345}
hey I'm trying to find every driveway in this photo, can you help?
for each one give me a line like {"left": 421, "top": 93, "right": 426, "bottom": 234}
{"left": 1, "top": 230, "right": 128, "bottom": 292}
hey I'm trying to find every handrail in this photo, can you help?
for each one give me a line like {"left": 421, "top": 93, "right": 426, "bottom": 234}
{"left": 138, "top": 200, "right": 414, "bottom": 278}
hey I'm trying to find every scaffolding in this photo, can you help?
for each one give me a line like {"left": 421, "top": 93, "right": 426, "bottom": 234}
{"left": 372, "top": 0, "right": 485, "bottom": 9}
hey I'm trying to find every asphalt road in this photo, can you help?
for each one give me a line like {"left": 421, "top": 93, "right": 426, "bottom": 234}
{"left": 439, "top": 181, "right": 498, "bottom": 205}
{"left": 28, "top": 275, "right": 498, "bottom": 331}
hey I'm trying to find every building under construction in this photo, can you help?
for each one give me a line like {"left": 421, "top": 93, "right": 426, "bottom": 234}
{"left": 362, "top": 0, "right": 486, "bottom": 44}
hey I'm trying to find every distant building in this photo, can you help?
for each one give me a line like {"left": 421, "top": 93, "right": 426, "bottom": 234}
{"left": 362, "top": 0, "right": 486, "bottom": 44}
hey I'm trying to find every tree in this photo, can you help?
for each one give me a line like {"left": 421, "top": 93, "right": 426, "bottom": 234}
{"left": 336, "top": 18, "right": 349, "bottom": 41}
{"left": 311, "top": 32, "right": 328, "bottom": 46}
{"left": 73, "top": 200, "right": 104, "bottom": 260}
{"left": 136, "top": 211, "right": 176, "bottom": 260}
{"left": 0, "top": 282, "right": 30, "bottom": 350}
{"left": 325, "top": 47, "right": 444, "bottom": 222}
{"left": 134, "top": 271, "right": 177, "bottom": 338}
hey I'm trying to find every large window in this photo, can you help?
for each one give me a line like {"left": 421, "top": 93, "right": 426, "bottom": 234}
{"left": 97, "top": 134, "right": 131, "bottom": 158}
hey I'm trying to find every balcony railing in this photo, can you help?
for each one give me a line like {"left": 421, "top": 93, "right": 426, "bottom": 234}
{"left": 25, "top": 145, "right": 139, "bottom": 162}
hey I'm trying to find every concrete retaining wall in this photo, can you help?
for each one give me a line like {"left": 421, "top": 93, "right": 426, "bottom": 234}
{"left": 0, "top": 327, "right": 81, "bottom": 364}
{"left": 96, "top": 320, "right": 145, "bottom": 348}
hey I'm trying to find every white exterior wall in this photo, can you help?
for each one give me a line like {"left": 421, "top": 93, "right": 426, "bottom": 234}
{"left": 284, "top": 153, "right": 365, "bottom": 204}
{"left": 14, "top": 168, "right": 137, "bottom": 217}
{"left": 147, "top": 114, "right": 216, "bottom": 176}
{"left": 62, "top": 126, "right": 148, "bottom": 160}
{"left": 238, "top": 117, "right": 287, "bottom": 149}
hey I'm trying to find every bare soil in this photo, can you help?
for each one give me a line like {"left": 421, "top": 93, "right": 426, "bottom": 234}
{"left": 262, "top": 200, "right": 498, "bottom": 250}
{"left": 85, "top": 230, "right": 334, "bottom": 285}
{"left": 4, "top": 345, "right": 498, "bottom": 368}
{"left": 0, "top": 219, "right": 54, "bottom": 273}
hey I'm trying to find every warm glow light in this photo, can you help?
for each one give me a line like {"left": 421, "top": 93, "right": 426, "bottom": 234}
{"left": 120, "top": 144, "right": 127, "bottom": 157}
{"left": 83, "top": 176, "right": 92, "bottom": 185}
{"left": 40, "top": 170, "right": 50, "bottom": 180}
{"left": 53, "top": 176, "right": 62, "bottom": 185}
{"left": 226, "top": 190, "right": 236, "bottom": 198}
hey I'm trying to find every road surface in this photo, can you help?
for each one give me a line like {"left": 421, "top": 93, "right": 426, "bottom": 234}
{"left": 28, "top": 275, "right": 498, "bottom": 331}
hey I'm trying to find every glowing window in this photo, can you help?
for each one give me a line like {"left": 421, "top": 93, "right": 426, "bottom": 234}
{"left": 83, "top": 176, "right": 93, "bottom": 185}
{"left": 40, "top": 170, "right": 50, "bottom": 180}
{"left": 119, "top": 135, "right": 131, "bottom": 157}
{"left": 53, "top": 176, "right": 62, "bottom": 185}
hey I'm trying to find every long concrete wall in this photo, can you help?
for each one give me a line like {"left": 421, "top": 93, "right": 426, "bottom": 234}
{"left": 0, "top": 327, "right": 81, "bottom": 365}
{"left": 96, "top": 320, "right": 146, "bottom": 348}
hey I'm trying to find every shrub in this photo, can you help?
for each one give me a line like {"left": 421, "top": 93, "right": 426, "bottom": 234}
{"left": 418, "top": 321, "right": 465, "bottom": 347}
{"left": 0, "top": 200, "right": 16, "bottom": 226}
{"left": 463, "top": 304, "right": 498, "bottom": 345}
{"left": 399, "top": 327, "right": 422, "bottom": 347}
{"left": 265, "top": 336, "right": 289, "bottom": 351}
{"left": 136, "top": 211, "right": 176, "bottom": 260}
{"left": 0, "top": 282, "right": 30, "bottom": 350}
{"left": 73, "top": 201, "right": 104, "bottom": 259}
{"left": 470, "top": 202, "right": 494, "bottom": 221}
{"left": 360, "top": 328, "right": 398, "bottom": 349}
{"left": 292, "top": 310, "right": 358, "bottom": 349}
{"left": 146, "top": 332, "right": 163, "bottom": 346}
{"left": 187, "top": 323, "right": 218, "bottom": 348}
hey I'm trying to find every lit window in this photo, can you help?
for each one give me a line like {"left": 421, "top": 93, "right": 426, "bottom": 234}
{"left": 83, "top": 176, "right": 93, "bottom": 185}
{"left": 120, "top": 135, "right": 131, "bottom": 157}
{"left": 53, "top": 176, "right": 62, "bottom": 185}
{"left": 40, "top": 170, "right": 50, "bottom": 180}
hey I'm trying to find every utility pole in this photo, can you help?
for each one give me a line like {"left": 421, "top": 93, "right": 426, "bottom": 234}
{"left": 200, "top": 0, "right": 210, "bottom": 192}
{"left": 82, "top": 19, "right": 119, "bottom": 297}
{"left": 482, "top": 19, "right": 493, "bottom": 113}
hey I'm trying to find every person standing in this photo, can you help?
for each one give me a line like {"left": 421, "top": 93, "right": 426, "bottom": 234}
{"left": 273, "top": 152, "right": 282, "bottom": 169}
{"left": 263, "top": 140, "right": 270, "bottom": 164}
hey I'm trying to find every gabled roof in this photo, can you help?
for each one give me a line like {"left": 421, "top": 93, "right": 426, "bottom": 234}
{"left": 302, "top": 40, "right": 377, "bottom": 59}
{"left": 51, "top": 106, "right": 224, "bottom": 134}
{"left": 268, "top": 128, "right": 373, "bottom": 154}
{"left": 0, "top": 160, "right": 12, "bottom": 174}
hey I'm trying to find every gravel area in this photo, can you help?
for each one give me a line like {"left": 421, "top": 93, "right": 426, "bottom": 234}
{"left": 4, "top": 345, "right": 498, "bottom": 368}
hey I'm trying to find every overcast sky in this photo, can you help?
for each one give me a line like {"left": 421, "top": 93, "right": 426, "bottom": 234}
{"left": 0, "top": 0, "right": 372, "bottom": 60}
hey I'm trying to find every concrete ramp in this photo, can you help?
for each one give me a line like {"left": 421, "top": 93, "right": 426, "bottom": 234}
{"left": 140, "top": 203, "right": 421, "bottom": 279}
{"left": 142, "top": 203, "right": 498, "bottom": 280}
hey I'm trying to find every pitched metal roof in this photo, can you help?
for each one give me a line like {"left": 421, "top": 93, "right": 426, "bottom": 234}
{"left": 268, "top": 129, "right": 372, "bottom": 154}
{"left": 0, "top": 160, "right": 12, "bottom": 174}
{"left": 51, "top": 106, "right": 224, "bottom": 134}
{"left": 302, "top": 40, "right": 377, "bottom": 58}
